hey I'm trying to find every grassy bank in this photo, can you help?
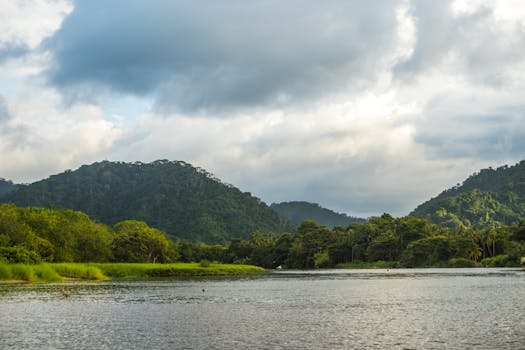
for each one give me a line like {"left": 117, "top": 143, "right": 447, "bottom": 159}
{"left": 0, "top": 262, "right": 266, "bottom": 282}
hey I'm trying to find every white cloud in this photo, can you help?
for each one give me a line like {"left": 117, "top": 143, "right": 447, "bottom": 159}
{"left": 1, "top": 0, "right": 525, "bottom": 217}
{"left": 0, "top": 0, "right": 71, "bottom": 49}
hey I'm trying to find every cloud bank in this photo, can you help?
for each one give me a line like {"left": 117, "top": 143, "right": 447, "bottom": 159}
{"left": 0, "top": 0, "right": 525, "bottom": 216}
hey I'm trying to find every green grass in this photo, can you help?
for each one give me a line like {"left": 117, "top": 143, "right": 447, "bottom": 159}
{"left": 0, "top": 262, "right": 266, "bottom": 282}
{"left": 51, "top": 263, "right": 106, "bottom": 280}
{"left": 91, "top": 262, "right": 266, "bottom": 279}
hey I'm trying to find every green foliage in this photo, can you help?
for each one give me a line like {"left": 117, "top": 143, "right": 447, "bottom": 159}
{"left": 0, "top": 246, "right": 41, "bottom": 264}
{"left": 1, "top": 160, "right": 294, "bottom": 243}
{"left": 313, "top": 250, "right": 330, "bottom": 268}
{"left": 447, "top": 258, "right": 478, "bottom": 268}
{"left": 0, "top": 262, "right": 265, "bottom": 282}
{"left": 0, "top": 204, "right": 184, "bottom": 265}
{"left": 199, "top": 259, "right": 211, "bottom": 267}
{"left": 112, "top": 220, "right": 173, "bottom": 263}
{"left": 51, "top": 263, "right": 106, "bottom": 280}
{"left": 481, "top": 254, "right": 517, "bottom": 267}
{"left": 89, "top": 263, "right": 265, "bottom": 279}
{"left": 271, "top": 201, "right": 365, "bottom": 228}
{"left": 0, "top": 178, "right": 16, "bottom": 197}
{"left": 400, "top": 236, "right": 450, "bottom": 267}
{"left": 412, "top": 161, "right": 525, "bottom": 228}
{"left": 33, "top": 264, "right": 63, "bottom": 281}
{"left": 0, "top": 264, "right": 11, "bottom": 279}
{"left": 224, "top": 215, "right": 525, "bottom": 269}
{"left": 10, "top": 264, "right": 36, "bottom": 281}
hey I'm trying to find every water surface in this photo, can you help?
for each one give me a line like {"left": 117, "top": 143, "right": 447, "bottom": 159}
{"left": 1, "top": 268, "right": 523, "bottom": 349}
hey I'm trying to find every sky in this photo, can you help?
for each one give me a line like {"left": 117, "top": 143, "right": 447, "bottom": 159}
{"left": 1, "top": 0, "right": 525, "bottom": 217}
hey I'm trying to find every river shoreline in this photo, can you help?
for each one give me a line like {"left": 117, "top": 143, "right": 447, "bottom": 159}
{"left": 0, "top": 262, "right": 267, "bottom": 282}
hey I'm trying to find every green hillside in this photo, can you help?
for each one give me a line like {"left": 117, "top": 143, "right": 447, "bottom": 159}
{"left": 0, "top": 160, "right": 293, "bottom": 243}
{"left": 271, "top": 201, "right": 366, "bottom": 228}
{"left": 411, "top": 161, "right": 525, "bottom": 228}
{"left": 0, "top": 179, "right": 16, "bottom": 197}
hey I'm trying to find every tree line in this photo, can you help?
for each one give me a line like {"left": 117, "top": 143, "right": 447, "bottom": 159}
{"left": 0, "top": 204, "right": 178, "bottom": 264}
{"left": 184, "top": 214, "right": 525, "bottom": 268}
{"left": 1, "top": 203, "right": 524, "bottom": 268}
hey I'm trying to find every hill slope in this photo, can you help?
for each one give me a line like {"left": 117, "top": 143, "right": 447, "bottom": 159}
{"left": 0, "top": 178, "right": 16, "bottom": 197}
{"left": 411, "top": 160, "right": 525, "bottom": 228}
{"left": 271, "top": 201, "right": 366, "bottom": 228}
{"left": 0, "top": 160, "right": 293, "bottom": 243}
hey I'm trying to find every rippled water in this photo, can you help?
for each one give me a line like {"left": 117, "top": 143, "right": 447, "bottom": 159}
{"left": 1, "top": 268, "right": 524, "bottom": 349}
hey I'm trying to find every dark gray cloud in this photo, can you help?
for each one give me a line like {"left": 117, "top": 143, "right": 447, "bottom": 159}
{"left": 415, "top": 111, "right": 525, "bottom": 161}
{"left": 44, "top": 0, "right": 402, "bottom": 111}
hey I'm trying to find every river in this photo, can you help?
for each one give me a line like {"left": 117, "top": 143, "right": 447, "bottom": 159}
{"left": 0, "top": 268, "right": 524, "bottom": 349}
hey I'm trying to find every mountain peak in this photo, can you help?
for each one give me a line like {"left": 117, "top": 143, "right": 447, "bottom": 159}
{"left": 0, "top": 160, "right": 294, "bottom": 243}
{"left": 411, "top": 160, "right": 525, "bottom": 228}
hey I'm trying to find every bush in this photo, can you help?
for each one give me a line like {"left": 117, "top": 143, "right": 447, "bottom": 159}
{"left": 0, "top": 246, "right": 41, "bottom": 264}
{"left": 481, "top": 254, "right": 517, "bottom": 267}
{"left": 447, "top": 258, "right": 477, "bottom": 268}
{"left": 199, "top": 259, "right": 211, "bottom": 268}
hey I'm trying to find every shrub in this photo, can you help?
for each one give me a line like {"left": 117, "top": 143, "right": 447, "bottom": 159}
{"left": 199, "top": 259, "right": 211, "bottom": 268}
{"left": 447, "top": 258, "right": 477, "bottom": 268}
{"left": 0, "top": 246, "right": 41, "bottom": 264}
{"left": 481, "top": 254, "right": 517, "bottom": 267}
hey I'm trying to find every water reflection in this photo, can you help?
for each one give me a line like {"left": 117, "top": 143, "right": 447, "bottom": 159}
{"left": 0, "top": 268, "right": 523, "bottom": 349}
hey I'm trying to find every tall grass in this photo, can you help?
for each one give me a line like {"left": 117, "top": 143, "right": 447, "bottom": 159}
{"left": 51, "top": 263, "right": 106, "bottom": 280}
{"left": 92, "top": 263, "right": 266, "bottom": 279}
{"left": 0, "top": 262, "right": 266, "bottom": 282}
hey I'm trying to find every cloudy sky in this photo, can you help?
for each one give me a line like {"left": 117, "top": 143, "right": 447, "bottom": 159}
{"left": 1, "top": 0, "right": 525, "bottom": 217}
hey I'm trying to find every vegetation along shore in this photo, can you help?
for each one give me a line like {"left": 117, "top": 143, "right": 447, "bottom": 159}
{"left": 0, "top": 262, "right": 266, "bottom": 283}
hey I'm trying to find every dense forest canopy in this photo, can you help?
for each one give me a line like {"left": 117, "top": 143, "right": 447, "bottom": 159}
{"left": 271, "top": 201, "right": 366, "bottom": 228}
{"left": 0, "top": 203, "right": 523, "bottom": 268}
{"left": 0, "top": 179, "right": 16, "bottom": 197}
{"left": 412, "top": 160, "right": 525, "bottom": 228}
{"left": 224, "top": 214, "right": 525, "bottom": 269}
{"left": 0, "top": 204, "right": 177, "bottom": 264}
{"left": 1, "top": 159, "right": 524, "bottom": 269}
{"left": 0, "top": 160, "right": 294, "bottom": 243}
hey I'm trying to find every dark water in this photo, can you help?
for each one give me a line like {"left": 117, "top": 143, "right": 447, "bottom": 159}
{"left": 0, "top": 268, "right": 524, "bottom": 349}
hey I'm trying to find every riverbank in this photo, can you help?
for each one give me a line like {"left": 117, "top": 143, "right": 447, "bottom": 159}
{"left": 0, "top": 262, "right": 267, "bottom": 282}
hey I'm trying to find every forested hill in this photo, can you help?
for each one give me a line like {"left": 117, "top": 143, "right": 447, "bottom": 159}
{"left": 411, "top": 160, "right": 525, "bottom": 228}
{"left": 0, "top": 160, "right": 294, "bottom": 243}
{"left": 0, "top": 179, "right": 16, "bottom": 197}
{"left": 271, "top": 201, "right": 366, "bottom": 228}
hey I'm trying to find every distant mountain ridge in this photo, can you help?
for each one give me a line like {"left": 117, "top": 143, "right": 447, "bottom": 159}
{"left": 0, "top": 160, "right": 294, "bottom": 243}
{"left": 0, "top": 178, "right": 16, "bottom": 197}
{"left": 271, "top": 201, "right": 366, "bottom": 228}
{"left": 411, "top": 160, "right": 525, "bottom": 228}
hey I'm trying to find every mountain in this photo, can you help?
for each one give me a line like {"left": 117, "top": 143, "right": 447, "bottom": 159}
{"left": 270, "top": 201, "right": 366, "bottom": 228}
{"left": 411, "top": 160, "right": 525, "bottom": 228}
{"left": 0, "top": 178, "right": 16, "bottom": 197}
{"left": 0, "top": 160, "right": 294, "bottom": 243}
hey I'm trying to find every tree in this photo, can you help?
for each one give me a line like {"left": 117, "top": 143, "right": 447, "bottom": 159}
{"left": 112, "top": 220, "right": 174, "bottom": 263}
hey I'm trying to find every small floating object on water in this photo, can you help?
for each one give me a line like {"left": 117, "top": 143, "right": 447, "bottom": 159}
{"left": 202, "top": 288, "right": 205, "bottom": 293}
{"left": 275, "top": 265, "right": 283, "bottom": 270}
{"left": 59, "top": 287, "right": 70, "bottom": 298}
